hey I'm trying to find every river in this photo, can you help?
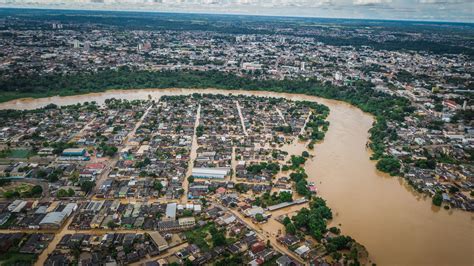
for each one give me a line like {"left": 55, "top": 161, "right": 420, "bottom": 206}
{"left": 1, "top": 88, "right": 472, "bottom": 265}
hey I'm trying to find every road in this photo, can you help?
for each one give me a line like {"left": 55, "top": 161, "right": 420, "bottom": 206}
{"left": 235, "top": 100, "right": 248, "bottom": 136}
{"left": 214, "top": 202, "right": 307, "bottom": 265}
{"left": 93, "top": 103, "right": 153, "bottom": 194}
{"left": 181, "top": 104, "right": 201, "bottom": 204}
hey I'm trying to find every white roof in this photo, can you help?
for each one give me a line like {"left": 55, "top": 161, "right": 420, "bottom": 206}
{"left": 192, "top": 167, "right": 230, "bottom": 175}
{"left": 40, "top": 212, "right": 67, "bottom": 226}
{"left": 295, "top": 245, "right": 310, "bottom": 255}
{"left": 166, "top": 203, "right": 177, "bottom": 218}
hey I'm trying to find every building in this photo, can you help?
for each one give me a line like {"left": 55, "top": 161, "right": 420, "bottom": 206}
{"left": 39, "top": 212, "right": 68, "bottom": 229}
{"left": 8, "top": 200, "right": 27, "bottom": 213}
{"left": 266, "top": 198, "right": 308, "bottom": 211}
{"left": 149, "top": 232, "right": 169, "bottom": 252}
{"left": 191, "top": 167, "right": 230, "bottom": 179}
{"left": 276, "top": 255, "right": 298, "bottom": 266}
{"left": 294, "top": 245, "right": 310, "bottom": 258}
{"left": 163, "top": 203, "right": 177, "bottom": 221}
{"left": 243, "top": 206, "right": 264, "bottom": 218}
{"left": 178, "top": 217, "right": 195, "bottom": 227}
{"left": 62, "top": 148, "right": 86, "bottom": 157}
{"left": 39, "top": 203, "right": 77, "bottom": 229}
{"left": 60, "top": 148, "right": 89, "bottom": 161}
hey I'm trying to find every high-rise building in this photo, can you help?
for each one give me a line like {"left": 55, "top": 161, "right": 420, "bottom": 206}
{"left": 73, "top": 39, "right": 80, "bottom": 49}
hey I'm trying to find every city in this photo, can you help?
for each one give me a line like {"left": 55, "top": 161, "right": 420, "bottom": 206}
{"left": 0, "top": 7, "right": 472, "bottom": 266}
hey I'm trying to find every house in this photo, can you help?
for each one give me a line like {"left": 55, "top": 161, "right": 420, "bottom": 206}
{"left": 276, "top": 255, "right": 300, "bottom": 266}
{"left": 278, "top": 234, "right": 300, "bottom": 247}
{"left": 178, "top": 217, "right": 195, "bottom": 227}
{"left": 294, "top": 245, "right": 310, "bottom": 258}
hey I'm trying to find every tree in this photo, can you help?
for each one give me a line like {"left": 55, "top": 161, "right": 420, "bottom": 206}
{"left": 209, "top": 225, "right": 226, "bottom": 247}
{"left": 302, "top": 151, "right": 310, "bottom": 158}
{"left": 81, "top": 181, "right": 95, "bottom": 193}
{"left": 31, "top": 185, "right": 43, "bottom": 196}
{"left": 296, "top": 179, "right": 309, "bottom": 196}
{"left": 4, "top": 190, "right": 20, "bottom": 199}
{"left": 376, "top": 157, "right": 401, "bottom": 176}
{"left": 279, "top": 191, "right": 293, "bottom": 202}
{"left": 0, "top": 179, "right": 11, "bottom": 187}
{"left": 154, "top": 180, "right": 163, "bottom": 191}
{"left": 285, "top": 222, "right": 297, "bottom": 235}
{"left": 57, "top": 189, "right": 69, "bottom": 198}
{"left": 290, "top": 155, "right": 306, "bottom": 168}
{"left": 182, "top": 209, "right": 193, "bottom": 217}
{"left": 67, "top": 188, "right": 75, "bottom": 197}
{"left": 414, "top": 159, "right": 436, "bottom": 170}
{"left": 432, "top": 193, "right": 443, "bottom": 206}
{"left": 331, "top": 252, "right": 342, "bottom": 261}
{"left": 187, "top": 176, "right": 195, "bottom": 184}
{"left": 255, "top": 213, "right": 264, "bottom": 222}
{"left": 329, "top": 227, "right": 341, "bottom": 235}
{"left": 107, "top": 220, "right": 119, "bottom": 229}
{"left": 448, "top": 186, "right": 459, "bottom": 194}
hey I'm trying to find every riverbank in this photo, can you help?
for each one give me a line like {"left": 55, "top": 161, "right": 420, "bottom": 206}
{"left": 0, "top": 88, "right": 472, "bottom": 265}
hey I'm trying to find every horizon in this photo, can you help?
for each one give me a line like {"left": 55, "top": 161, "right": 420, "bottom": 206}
{"left": 1, "top": 6, "right": 473, "bottom": 24}
{"left": 0, "top": 0, "right": 472, "bottom": 23}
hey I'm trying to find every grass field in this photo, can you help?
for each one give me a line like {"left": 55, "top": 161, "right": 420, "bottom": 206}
{"left": 8, "top": 149, "right": 32, "bottom": 158}
{"left": 0, "top": 149, "right": 34, "bottom": 159}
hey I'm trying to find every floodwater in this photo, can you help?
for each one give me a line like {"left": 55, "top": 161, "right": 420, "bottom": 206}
{"left": 1, "top": 88, "right": 473, "bottom": 265}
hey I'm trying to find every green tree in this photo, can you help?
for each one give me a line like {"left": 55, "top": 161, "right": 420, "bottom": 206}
{"left": 107, "top": 220, "right": 119, "bottom": 229}
{"left": 154, "top": 180, "right": 163, "bottom": 191}
{"left": 282, "top": 216, "right": 292, "bottom": 226}
{"left": 81, "top": 181, "right": 95, "bottom": 193}
{"left": 57, "top": 189, "right": 69, "bottom": 198}
{"left": 376, "top": 157, "right": 401, "bottom": 176}
{"left": 30, "top": 185, "right": 43, "bottom": 196}
{"left": 285, "top": 222, "right": 297, "bottom": 235}
{"left": 432, "top": 193, "right": 443, "bottom": 206}
{"left": 67, "top": 188, "right": 75, "bottom": 197}
{"left": 279, "top": 191, "right": 293, "bottom": 202}
{"left": 329, "top": 227, "right": 341, "bottom": 235}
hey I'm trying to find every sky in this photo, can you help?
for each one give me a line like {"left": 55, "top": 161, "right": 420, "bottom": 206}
{"left": 0, "top": 0, "right": 472, "bottom": 22}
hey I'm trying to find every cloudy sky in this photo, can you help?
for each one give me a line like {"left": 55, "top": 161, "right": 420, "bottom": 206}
{"left": 0, "top": 0, "right": 472, "bottom": 22}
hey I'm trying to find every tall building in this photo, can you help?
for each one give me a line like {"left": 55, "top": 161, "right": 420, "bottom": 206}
{"left": 73, "top": 39, "right": 80, "bottom": 49}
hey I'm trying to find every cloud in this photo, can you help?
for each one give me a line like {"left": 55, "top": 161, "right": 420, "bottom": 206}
{"left": 418, "top": 0, "right": 469, "bottom": 4}
{"left": 353, "top": 0, "right": 392, "bottom": 6}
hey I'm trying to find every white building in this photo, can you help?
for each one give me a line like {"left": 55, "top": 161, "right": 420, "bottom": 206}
{"left": 191, "top": 167, "right": 230, "bottom": 179}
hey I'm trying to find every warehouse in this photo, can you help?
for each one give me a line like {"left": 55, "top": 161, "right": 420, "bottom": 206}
{"left": 163, "top": 203, "right": 177, "bottom": 221}
{"left": 62, "top": 148, "right": 86, "bottom": 157}
{"left": 191, "top": 167, "right": 230, "bottom": 179}
{"left": 149, "top": 232, "right": 169, "bottom": 252}
{"left": 39, "top": 212, "right": 68, "bottom": 229}
{"left": 39, "top": 203, "right": 77, "bottom": 229}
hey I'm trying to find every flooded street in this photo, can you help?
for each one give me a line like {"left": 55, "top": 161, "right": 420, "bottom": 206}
{"left": 1, "top": 88, "right": 473, "bottom": 265}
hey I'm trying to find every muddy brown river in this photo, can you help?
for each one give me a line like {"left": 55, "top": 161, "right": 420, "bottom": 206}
{"left": 1, "top": 88, "right": 472, "bottom": 265}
